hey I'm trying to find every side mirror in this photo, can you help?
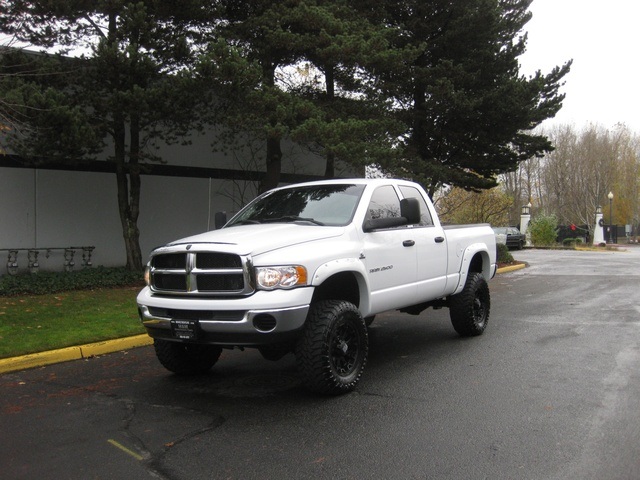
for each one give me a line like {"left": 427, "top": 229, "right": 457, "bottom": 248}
{"left": 214, "top": 211, "right": 227, "bottom": 229}
{"left": 363, "top": 216, "right": 408, "bottom": 232}
{"left": 400, "top": 197, "right": 421, "bottom": 225}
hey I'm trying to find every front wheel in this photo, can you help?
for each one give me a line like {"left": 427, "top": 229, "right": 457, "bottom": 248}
{"left": 295, "top": 300, "right": 368, "bottom": 395}
{"left": 154, "top": 339, "right": 222, "bottom": 375}
{"left": 449, "top": 272, "right": 490, "bottom": 337}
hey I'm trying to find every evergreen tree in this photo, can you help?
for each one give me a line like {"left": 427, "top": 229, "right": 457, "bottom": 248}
{"left": 213, "top": 0, "right": 314, "bottom": 192}
{"left": 212, "top": 0, "right": 402, "bottom": 187}
{"left": 0, "top": 1, "right": 207, "bottom": 270}
{"left": 372, "top": 0, "right": 571, "bottom": 196}
{"left": 284, "top": 0, "right": 404, "bottom": 178}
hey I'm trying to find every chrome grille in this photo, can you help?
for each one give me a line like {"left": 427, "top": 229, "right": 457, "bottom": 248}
{"left": 153, "top": 273, "right": 187, "bottom": 291}
{"left": 149, "top": 250, "right": 253, "bottom": 296}
{"left": 196, "top": 273, "right": 244, "bottom": 291}
{"left": 153, "top": 253, "right": 186, "bottom": 269}
{"left": 196, "top": 252, "right": 241, "bottom": 269}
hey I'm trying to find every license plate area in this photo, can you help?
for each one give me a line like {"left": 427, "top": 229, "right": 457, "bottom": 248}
{"left": 171, "top": 319, "right": 199, "bottom": 340}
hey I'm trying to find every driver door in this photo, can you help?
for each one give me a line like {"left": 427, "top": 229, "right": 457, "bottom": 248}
{"left": 362, "top": 185, "right": 418, "bottom": 313}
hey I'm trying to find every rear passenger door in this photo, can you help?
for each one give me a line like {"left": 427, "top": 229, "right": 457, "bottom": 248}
{"left": 362, "top": 185, "right": 418, "bottom": 313}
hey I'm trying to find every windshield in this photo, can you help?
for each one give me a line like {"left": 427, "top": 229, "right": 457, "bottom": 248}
{"left": 226, "top": 184, "right": 365, "bottom": 227}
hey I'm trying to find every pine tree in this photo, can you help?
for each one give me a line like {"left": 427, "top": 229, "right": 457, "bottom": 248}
{"left": 0, "top": 1, "right": 207, "bottom": 270}
{"left": 371, "top": 0, "right": 571, "bottom": 195}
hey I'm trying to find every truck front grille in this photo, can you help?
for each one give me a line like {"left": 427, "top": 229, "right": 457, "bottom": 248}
{"left": 149, "top": 251, "right": 253, "bottom": 296}
{"left": 153, "top": 273, "right": 187, "bottom": 291}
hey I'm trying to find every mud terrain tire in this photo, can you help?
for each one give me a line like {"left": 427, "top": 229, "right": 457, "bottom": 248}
{"left": 295, "top": 300, "right": 368, "bottom": 395}
{"left": 449, "top": 272, "right": 490, "bottom": 337}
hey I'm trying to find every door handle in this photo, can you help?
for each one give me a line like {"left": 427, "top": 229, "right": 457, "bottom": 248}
{"left": 435, "top": 236, "right": 445, "bottom": 243}
{"left": 403, "top": 240, "right": 415, "bottom": 247}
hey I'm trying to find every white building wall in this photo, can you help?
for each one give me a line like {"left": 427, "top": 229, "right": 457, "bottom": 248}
{"left": 0, "top": 167, "right": 257, "bottom": 273}
{"left": 0, "top": 118, "right": 363, "bottom": 276}
{"left": 0, "top": 168, "right": 36, "bottom": 248}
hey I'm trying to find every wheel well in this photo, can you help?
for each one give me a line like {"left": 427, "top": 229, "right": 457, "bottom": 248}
{"left": 469, "top": 251, "right": 492, "bottom": 278}
{"left": 311, "top": 271, "right": 360, "bottom": 307}
{"left": 469, "top": 253, "right": 484, "bottom": 274}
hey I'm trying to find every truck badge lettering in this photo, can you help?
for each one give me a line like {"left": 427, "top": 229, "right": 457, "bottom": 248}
{"left": 369, "top": 265, "right": 393, "bottom": 274}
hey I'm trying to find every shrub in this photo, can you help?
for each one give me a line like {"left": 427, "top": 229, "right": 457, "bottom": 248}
{"left": 496, "top": 242, "right": 514, "bottom": 264}
{"left": 0, "top": 266, "right": 144, "bottom": 296}
{"left": 563, "top": 237, "right": 585, "bottom": 247}
{"left": 529, "top": 214, "right": 559, "bottom": 247}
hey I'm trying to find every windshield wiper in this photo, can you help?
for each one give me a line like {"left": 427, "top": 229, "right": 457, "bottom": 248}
{"left": 262, "top": 216, "right": 325, "bottom": 226}
{"left": 233, "top": 219, "right": 262, "bottom": 225}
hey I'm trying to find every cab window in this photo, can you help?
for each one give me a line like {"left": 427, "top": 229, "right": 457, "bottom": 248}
{"left": 366, "top": 186, "right": 401, "bottom": 221}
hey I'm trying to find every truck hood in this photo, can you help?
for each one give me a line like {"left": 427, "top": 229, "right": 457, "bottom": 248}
{"left": 163, "top": 224, "right": 346, "bottom": 256}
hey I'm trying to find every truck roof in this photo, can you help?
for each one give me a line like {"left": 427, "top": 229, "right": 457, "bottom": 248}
{"left": 276, "top": 178, "right": 420, "bottom": 189}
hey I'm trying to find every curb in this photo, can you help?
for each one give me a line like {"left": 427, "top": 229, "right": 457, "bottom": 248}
{"left": 1, "top": 264, "right": 526, "bottom": 375}
{"left": 0, "top": 334, "right": 153, "bottom": 375}
{"left": 497, "top": 263, "right": 527, "bottom": 274}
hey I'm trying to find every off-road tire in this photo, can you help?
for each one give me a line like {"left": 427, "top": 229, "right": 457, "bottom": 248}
{"left": 295, "top": 300, "right": 368, "bottom": 395}
{"left": 449, "top": 272, "right": 490, "bottom": 337}
{"left": 154, "top": 339, "right": 222, "bottom": 375}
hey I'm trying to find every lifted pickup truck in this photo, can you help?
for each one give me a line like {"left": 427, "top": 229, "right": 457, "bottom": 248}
{"left": 137, "top": 178, "right": 497, "bottom": 394}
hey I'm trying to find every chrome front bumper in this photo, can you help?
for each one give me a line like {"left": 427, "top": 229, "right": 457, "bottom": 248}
{"left": 136, "top": 286, "right": 313, "bottom": 346}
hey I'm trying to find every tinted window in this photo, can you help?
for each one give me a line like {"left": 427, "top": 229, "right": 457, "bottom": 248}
{"left": 366, "top": 186, "right": 401, "bottom": 221}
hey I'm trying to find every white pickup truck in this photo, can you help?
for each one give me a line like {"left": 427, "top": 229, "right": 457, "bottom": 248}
{"left": 137, "top": 178, "right": 497, "bottom": 394}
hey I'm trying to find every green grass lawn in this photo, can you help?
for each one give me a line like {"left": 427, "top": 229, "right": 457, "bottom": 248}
{"left": 0, "top": 286, "right": 146, "bottom": 358}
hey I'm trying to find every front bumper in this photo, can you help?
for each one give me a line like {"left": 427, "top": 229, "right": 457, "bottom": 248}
{"left": 136, "top": 286, "right": 313, "bottom": 346}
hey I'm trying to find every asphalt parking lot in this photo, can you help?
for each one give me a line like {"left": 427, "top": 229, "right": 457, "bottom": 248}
{"left": 1, "top": 246, "right": 639, "bottom": 480}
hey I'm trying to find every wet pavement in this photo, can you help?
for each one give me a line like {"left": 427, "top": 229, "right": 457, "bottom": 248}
{"left": 1, "top": 247, "right": 639, "bottom": 479}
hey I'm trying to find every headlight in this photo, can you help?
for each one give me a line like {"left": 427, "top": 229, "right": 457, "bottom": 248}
{"left": 144, "top": 265, "right": 151, "bottom": 286}
{"left": 255, "top": 265, "right": 308, "bottom": 290}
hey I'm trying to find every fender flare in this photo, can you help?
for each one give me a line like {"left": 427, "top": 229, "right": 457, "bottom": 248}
{"left": 452, "top": 243, "right": 492, "bottom": 295}
{"left": 310, "top": 257, "right": 371, "bottom": 312}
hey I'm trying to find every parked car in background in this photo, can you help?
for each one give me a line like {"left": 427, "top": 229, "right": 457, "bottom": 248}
{"left": 493, "top": 228, "right": 507, "bottom": 246}
{"left": 492, "top": 227, "right": 526, "bottom": 250}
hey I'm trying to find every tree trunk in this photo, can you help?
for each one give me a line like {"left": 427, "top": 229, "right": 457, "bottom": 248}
{"left": 108, "top": 10, "right": 142, "bottom": 270}
{"left": 324, "top": 64, "right": 335, "bottom": 178}
{"left": 113, "top": 113, "right": 143, "bottom": 271}
{"left": 260, "top": 135, "right": 282, "bottom": 193}
{"left": 259, "top": 61, "right": 282, "bottom": 193}
{"left": 126, "top": 115, "right": 143, "bottom": 270}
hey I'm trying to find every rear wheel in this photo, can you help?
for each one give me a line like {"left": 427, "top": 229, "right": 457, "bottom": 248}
{"left": 449, "top": 272, "right": 490, "bottom": 337}
{"left": 154, "top": 339, "right": 222, "bottom": 375}
{"left": 295, "top": 300, "right": 368, "bottom": 395}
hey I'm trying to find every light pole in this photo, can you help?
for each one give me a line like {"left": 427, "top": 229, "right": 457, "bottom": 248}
{"left": 608, "top": 191, "right": 614, "bottom": 243}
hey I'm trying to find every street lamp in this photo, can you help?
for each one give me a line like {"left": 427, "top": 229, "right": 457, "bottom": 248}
{"left": 608, "top": 191, "right": 614, "bottom": 243}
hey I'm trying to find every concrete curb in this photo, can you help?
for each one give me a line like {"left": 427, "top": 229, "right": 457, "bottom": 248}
{"left": 0, "top": 264, "right": 526, "bottom": 375}
{"left": 0, "top": 334, "right": 153, "bottom": 375}
{"left": 497, "top": 263, "right": 527, "bottom": 274}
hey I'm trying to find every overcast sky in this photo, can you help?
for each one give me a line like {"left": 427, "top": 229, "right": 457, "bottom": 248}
{"left": 518, "top": 0, "right": 640, "bottom": 132}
